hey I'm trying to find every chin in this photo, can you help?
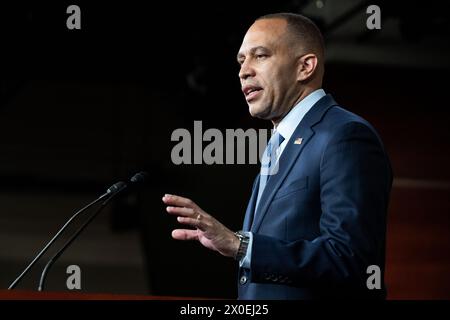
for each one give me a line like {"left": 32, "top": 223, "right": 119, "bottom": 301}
{"left": 248, "top": 103, "right": 271, "bottom": 120}
{"left": 248, "top": 104, "right": 261, "bottom": 118}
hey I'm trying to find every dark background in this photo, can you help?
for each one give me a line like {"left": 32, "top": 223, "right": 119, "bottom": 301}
{"left": 1, "top": 0, "right": 449, "bottom": 299}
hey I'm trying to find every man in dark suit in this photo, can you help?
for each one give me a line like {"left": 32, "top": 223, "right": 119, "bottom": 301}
{"left": 162, "top": 13, "right": 392, "bottom": 299}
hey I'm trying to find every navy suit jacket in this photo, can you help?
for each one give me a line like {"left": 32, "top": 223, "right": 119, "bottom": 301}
{"left": 238, "top": 94, "right": 392, "bottom": 299}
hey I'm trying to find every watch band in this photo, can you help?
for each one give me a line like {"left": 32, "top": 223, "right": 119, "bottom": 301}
{"left": 234, "top": 231, "right": 250, "bottom": 261}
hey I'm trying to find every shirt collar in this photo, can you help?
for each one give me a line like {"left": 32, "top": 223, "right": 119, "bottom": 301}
{"left": 275, "top": 89, "right": 326, "bottom": 142}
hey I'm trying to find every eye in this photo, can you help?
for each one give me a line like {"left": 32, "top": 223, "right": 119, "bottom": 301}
{"left": 255, "top": 54, "right": 267, "bottom": 60}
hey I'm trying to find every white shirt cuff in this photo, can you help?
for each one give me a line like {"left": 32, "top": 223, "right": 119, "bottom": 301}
{"left": 239, "top": 231, "right": 253, "bottom": 269}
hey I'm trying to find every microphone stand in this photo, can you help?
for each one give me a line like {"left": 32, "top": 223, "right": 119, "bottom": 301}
{"left": 7, "top": 182, "right": 125, "bottom": 290}
{"left": 37, "top": 186, "right": 125, "bottom": 291}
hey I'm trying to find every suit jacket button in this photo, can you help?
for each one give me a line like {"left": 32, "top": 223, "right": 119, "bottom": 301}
{"left": 240, "top": 275, "right": 248, "bottom": 285}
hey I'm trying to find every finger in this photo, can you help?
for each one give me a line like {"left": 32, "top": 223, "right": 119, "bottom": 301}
{"left": 166, "top": 206, "right": 195, "bottom": 217}
{"left": 162, "top": 194, "right": 197, "bottom": 208}
{"left": 176, "top": 216, "right": 206, "bottom": 231}
{"left": 172, "top": 229, "right": 199, "bottom": 241}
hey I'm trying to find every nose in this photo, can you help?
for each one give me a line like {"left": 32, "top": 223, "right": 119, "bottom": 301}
{"left": 239, "top": 60, "right": 256, "bottom": 80}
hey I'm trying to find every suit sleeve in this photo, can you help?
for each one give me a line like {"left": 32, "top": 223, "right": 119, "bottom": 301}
{"left": 249, "top": 122, "right": 392, "bottom": 288}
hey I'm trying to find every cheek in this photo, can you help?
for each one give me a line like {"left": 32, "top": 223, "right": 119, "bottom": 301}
{"left": 260, "top": 72, "right": 277, "bottom": 96}
{"left": 259, "top": 63, "right": 294, "bottom": 100}
{"left": 266, "top": 74, "right": 285, "bottom": 98}
{"left": 274, "top": 69, "right": 296, "bottom": 94}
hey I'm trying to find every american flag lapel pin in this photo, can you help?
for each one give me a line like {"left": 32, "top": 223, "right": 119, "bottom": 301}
{"left": 294, "top": 137, "right": 303, "bottom": 145}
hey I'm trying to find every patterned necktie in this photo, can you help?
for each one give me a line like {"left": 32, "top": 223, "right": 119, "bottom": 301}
{"left": 254, "top": 131, "right": 285, "bottom": 214}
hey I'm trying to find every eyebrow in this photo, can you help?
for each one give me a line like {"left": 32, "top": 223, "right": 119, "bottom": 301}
{"left": 237, "top": 46, "right": 271, "bottom": 62}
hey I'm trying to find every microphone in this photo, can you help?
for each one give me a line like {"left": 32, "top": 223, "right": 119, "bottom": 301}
{"left": 107, "top": 181, "right": 128, "bottom": 194}
{"left": 8, "top": 181, "right": 127, "bottom": 290}
{"left": 36, "top": 172, "right": 147, "bottom": 291}
{"left": 130, "top": 171, "right": 148, "bottom": 185}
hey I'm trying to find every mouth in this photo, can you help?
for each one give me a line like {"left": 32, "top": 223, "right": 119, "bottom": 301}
{"left": 242, "top": 85, "right": 263, "bottom": 102}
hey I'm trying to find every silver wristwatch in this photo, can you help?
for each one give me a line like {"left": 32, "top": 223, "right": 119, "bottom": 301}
{"left": 234, "top": 231, "right": 250, "bottom": 261}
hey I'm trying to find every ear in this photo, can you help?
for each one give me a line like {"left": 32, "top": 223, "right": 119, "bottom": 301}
{"left": 296, "top": 53, "right": 318, "bottom": 82}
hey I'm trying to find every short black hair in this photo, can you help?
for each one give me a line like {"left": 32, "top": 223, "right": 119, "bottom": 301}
{"left": 256, "top": 12, "right": 325, "bottom": 59}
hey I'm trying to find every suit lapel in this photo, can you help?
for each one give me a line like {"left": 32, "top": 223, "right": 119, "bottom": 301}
{"left": 251, "top": 94, "right": 338, "bottom": 233}
{"left": 242, "top": 174, "right": 260, "bottom": 231}
{"left": 251, "top": 127, "right": 314, "bottom": 233}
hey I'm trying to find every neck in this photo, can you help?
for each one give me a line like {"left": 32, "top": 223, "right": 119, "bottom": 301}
{"left": 271, "top": 86, "right": 318, "bottom": 127}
